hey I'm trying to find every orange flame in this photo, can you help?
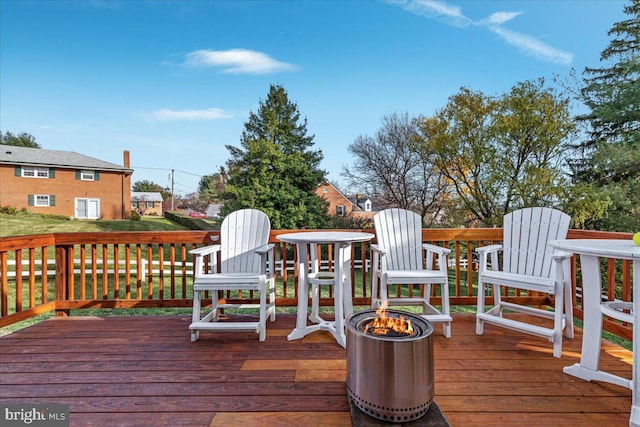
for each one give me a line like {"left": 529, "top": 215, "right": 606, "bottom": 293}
{"left": 364, "top": 303, "right": 413, "bottom": 336}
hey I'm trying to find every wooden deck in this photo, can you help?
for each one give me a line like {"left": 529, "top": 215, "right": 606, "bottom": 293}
{"left": 0, "top": 313, "right": 633, "bottom": 427}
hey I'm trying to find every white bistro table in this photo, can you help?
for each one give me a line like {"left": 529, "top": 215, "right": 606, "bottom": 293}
{"left": 548, "top": 239, "right": 640, "bottom": 426}
{"left": 277, "top": 231, "right": 374, "bottom": 348}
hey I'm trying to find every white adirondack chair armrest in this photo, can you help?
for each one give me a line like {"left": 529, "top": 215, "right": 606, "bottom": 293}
{"left": 254, "top": 244, "right": 275, "bottom": 278}
{"left": 371, "top": 244, "right": 388, "bottom": 255}
{"left": 551, "top": 250, "right": 573, "bottom": 261}
{"left": 254, "top": 243, "right": 275, "bottom": 254}
{"left": 189, "top": 244, "right": 222, "bottom": 257}
{"left": 475, "top": 244, "right": 502, "bottom": 255}
{"left": 422, "top": 243, "right": 451, "bottom": 256}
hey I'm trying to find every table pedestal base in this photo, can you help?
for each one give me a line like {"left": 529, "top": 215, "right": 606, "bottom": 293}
{"left": 563, "top": 363, "right": 632, "bottom": 389}
{"left": 287, "top": 320, "right": 346, "bottom": 348}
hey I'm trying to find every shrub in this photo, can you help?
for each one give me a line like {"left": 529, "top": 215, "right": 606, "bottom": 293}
{"left": 0, "top": 206, "right": 19, "bottom": 215}
{"left": 130, "top": 210, "right": 141, "bottom": 221}
{"left": 39, "top": 213, "right": 71, "bottom": 221}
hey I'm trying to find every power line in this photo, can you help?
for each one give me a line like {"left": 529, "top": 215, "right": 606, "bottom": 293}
{"left": 132, "top": 166, "right": 209, "bottom": 178}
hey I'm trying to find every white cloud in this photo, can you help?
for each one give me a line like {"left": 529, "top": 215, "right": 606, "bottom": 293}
{"left": 183, "top": 48, "right": 299, "bottom": 74}
{"left": 487, "top": 26, "right": 574, "bottom": 65}
{"left": 484, "top": 11, "right": 521, "bottom": 25}
{"left": 150, "top": 108, "right": 233, "bottom": 121}
{"left": 402, "top": 0, "right": 472, "bottom": 28}
{"left": 392, "top": 0, "right": 574, "bottom": 65}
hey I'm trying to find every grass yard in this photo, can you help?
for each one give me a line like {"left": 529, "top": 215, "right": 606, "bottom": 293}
{"left": 0, "top": 212, "right": 189, "bottom": 237}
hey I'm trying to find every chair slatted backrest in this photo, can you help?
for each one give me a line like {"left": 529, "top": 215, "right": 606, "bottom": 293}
{"left": 220, "top": 209, "right": 271, "bottom": 274}
{"left": 502, "top": 207, "right": 570, "bottom": 279}
{"left": 374, "top": 208, "right": 423, "bottom": 271}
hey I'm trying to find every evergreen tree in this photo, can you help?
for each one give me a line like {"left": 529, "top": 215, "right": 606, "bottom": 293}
{"left": 221, "top": 84, "right": 330, "bottom": 229}
{"left": 575, "top": 0, "right": 640, "bottom": 231}
{"left": 0, "top": 131, "right": 40, "bottom": 148}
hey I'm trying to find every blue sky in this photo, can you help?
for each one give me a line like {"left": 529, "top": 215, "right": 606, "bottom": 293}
{"left": 0, "top": 0, "right": 627, "bottom": 196}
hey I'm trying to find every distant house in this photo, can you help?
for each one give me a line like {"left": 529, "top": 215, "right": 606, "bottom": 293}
{"left": 0, "top": 145, "right": 133, "bottom": 219}
{"left": 315, "top": 181, "right": 354, "bottom": 217}
{"left": 205, "top": 202, "right": 222, "bottom": 218}
{"left": 131, "top": 192, "right": 164, "bottom": 216}
{"left": 314, "top": 182, "right": 376, "bottom": 220}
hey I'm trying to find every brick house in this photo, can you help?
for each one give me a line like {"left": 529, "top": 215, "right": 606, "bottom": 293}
{"left": 0, "top": 145, "right": 133, "bottom": 219}
{"left": 315, "top": 181, "right": 376, "bottom": 220}
{"left": 131, "top": 192, "right": 163, "bottom": 216}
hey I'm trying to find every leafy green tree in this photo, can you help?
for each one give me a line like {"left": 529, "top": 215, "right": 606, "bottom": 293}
{"left": 493, "top": 80, "right": 576, "bottom": 211}
{"left": 132, "top": 180, "right": 171, "bottom": 200}
{"left": 0, "top": 131, "right": 40, "bottom": 148}
{"left": 572, "top": 0, "right": 640, "bottom": 231}
{"left": 221, "top": 84, "right": 330, "bottom": 229}
{"left": 198, "top": 166, "right": 228, "bottom": 203}
{"left": 419, "top": 80, "right": 575, "bottom": 226}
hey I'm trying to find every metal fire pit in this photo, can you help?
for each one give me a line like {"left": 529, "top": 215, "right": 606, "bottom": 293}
{"left": 346, "top": 309, "right": 434, "bottom": 423}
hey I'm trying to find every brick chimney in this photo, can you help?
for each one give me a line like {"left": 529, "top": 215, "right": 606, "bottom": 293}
{"left": 123, "top": 150, "right": 130, "bottom": 168}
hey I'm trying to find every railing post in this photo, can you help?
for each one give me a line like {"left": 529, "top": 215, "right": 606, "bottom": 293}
{"left": 55, "top": 244, "right": 71, "bottom": 317}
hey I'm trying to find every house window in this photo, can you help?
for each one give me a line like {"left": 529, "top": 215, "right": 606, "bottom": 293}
{"left": 22, "top": 167, "right": 49, "bottom": 178}
{"left": 28, "top": 194, "right": 55, "bottom": 207}
{"left": 80, "top": 170, "right": 95, "bottom": 181}
{"left": 146, "top": 202, "right": 154, "bottom": 208}
{"left": 336, "top": 205, "right": 346, "bottom": 216}
{"left": 131, "top": 202, "right": 138, "bottom": 209}
{"left": 75, "top": 170, "right": 99, "bottom": 181}
{"left": 35, "top": 195, "right": 50, "bottom": 206}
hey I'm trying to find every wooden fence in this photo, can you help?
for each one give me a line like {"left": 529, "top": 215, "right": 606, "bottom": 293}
{"left": 0, "top": 229, "right": 634, "bottom": 340}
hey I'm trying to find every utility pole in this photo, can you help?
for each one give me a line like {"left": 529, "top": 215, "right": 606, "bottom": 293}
{"left": 171, "top": 169, "right": 175, "bottom": 211}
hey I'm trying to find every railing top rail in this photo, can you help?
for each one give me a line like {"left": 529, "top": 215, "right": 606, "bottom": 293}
{"left": 0, "top": 228, "right": 633, "bottom": 251}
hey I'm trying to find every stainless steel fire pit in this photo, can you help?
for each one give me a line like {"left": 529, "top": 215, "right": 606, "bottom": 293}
{"left": 346, "top": 309, "right": 434, "bottom": 423}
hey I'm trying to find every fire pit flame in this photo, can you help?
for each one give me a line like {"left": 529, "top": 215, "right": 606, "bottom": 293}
{"left": 363, "top": 304, "right": 414, "bottom": 336}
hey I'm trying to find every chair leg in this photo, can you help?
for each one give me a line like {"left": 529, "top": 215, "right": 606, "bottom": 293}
{"left": 211, "top": 291, "right": 220, "bottom": 322}
{"left": 269, "top": 278, "right": 277, "bottom": 322}
{"left": 259, "top": 280, "right": 267, "bottom": 341}
{"left": 492, "top": 284, "right": 502, "bottom": 314}
{"left": 553, "top": 283, "right": 564, "bottom": 358}
{"left": 379, "top": 274, "right": 389, "bottom": 309}
{"left": 476, "top": 279, "right": 485, "bottom": 335}
{"left": 441, "top": 282, "right": 452, "bottom": 338}
{"left": 191, "top": 290, "right": 201, "bottom": 342}
{"left": 418, "top": 283, "right": 430, "bottom": 314}
{"left": 371, "top": 253, "right": 380, "bottom": 308}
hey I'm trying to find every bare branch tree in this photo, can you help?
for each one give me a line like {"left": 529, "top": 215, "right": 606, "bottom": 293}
{"left": 342, "top": 112, "right": 450, "bottom": 225}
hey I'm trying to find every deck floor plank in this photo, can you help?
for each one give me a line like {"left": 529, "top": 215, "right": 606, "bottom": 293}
{"left": 0, "top": 313, "right": 633, "bottom": 427}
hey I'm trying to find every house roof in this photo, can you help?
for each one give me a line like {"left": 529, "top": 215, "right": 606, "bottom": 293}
{"left": 317, "top": 181, "right": 355, "bottom": 205}
{"left": 131, "top": 192, "right": 164, "bottom": 202}
{"left": 0, "top": 145, "right": 133, "bottom": 173}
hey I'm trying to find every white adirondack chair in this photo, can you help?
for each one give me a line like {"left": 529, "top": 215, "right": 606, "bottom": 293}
{"left": 476, "top": 207, "right": 573, "bottom": 358}
{"left": 189, "top": 209, "right": 276, "bottom": 342}
{"left": 371, "top": 208, "right": 453, "bottom": 337}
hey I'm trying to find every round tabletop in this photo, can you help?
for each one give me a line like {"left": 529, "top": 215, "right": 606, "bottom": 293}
{"left": 277, "top": 231, "right": 374, "bottom": 244}
{"left": 549, "top": 239, "right": 640, "bottom": 260}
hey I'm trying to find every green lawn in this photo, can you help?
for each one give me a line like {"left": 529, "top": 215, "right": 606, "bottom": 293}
{"left": 0, "top": 212, "right": 188, "bottom": 237}
{"left": 0, "top": 212, "right": 193, "bottom": 335}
